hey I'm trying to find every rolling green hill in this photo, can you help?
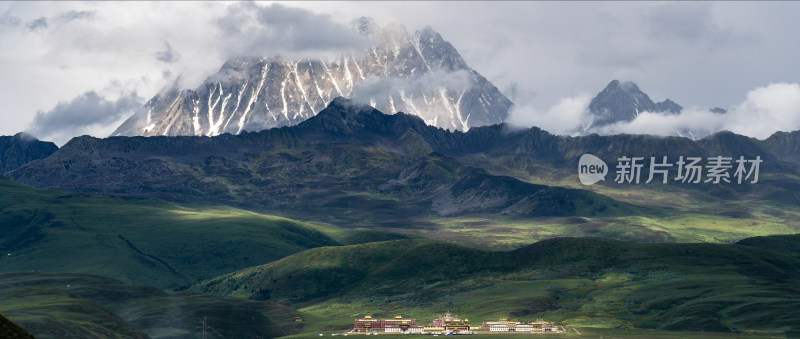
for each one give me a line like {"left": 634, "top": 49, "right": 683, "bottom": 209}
{"left": 0, "top": 175, "right": 339, "bottom": 290}
{"left": 193, "top": 236, "right": 800, "bottom": 336}
{"left": 0, "top": 272, "right": 303, "bottom": 338}
{"left": 4, "top": 99, "right": 800, "bottom": 338}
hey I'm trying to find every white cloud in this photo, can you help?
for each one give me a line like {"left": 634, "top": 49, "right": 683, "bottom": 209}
{"left": 725, "top": 83, "right": 800, "bottom": 138}
{"left": 592, "top": 109, "right": 725, "bottom": 139}
{"left": 506, "top": 91, "right": 592, "bottom": 136}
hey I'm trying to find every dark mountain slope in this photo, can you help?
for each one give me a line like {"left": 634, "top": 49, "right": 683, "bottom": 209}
{"left": 9, "top": 98, "right": 639, "bottom": 226}
{"left": 0, "top": 132, "right": 58, "bottom": 174}
{"left": 8, "top": 98, "right": 800, "bottom": 245}
{"left": 759, "top": 130, "right": 800, "bottom": 168}
{"left": 0, "top": 313, "right": 34, "bottom": 339}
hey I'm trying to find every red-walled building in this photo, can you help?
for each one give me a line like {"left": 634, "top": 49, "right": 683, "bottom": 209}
{"left": 353, "top": 315, "right": 416, "bottom": 332}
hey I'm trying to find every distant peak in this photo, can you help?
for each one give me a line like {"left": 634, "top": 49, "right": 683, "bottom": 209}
{"left": 419, "top": 25, "right": 437, "bottom": 34}
{"left": 416, "top": 25, "right": 442, "bottom": 41}
{"left": 12, "top": 132, "right": 36, "bottom": 141}
{"left": 329, "top": 96, "right": 353, "bottom": 107}
{"left": 603, "top": 80, "right": 642, "bottom": 93}
{"left": 322, "top": 97, "right": 378, "bottom": 116}
{"left": 218, "top": 56, "right": 260, "bottom": 75}
{"left": 590, "top": 80, "right": 683, "bottom": 124}
{"left": 654, "top": 98, "right": 682, "bottom": 114}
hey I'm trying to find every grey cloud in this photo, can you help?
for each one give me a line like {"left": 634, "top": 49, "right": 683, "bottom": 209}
{"left": 26, "top": 17, "right": 47, "bottom": 31}
{"left": 28, "top": 91, "right": 144, "bottom": 144}
{"left": 506, "top": 92, "right": 593, "bottom": 136}
{"left": 54, "top": 10, "right": 94, "bottom": 23}
{"left": 646, "top": 2, "right": 749, "bottom": 48}
{"left": 172, "top": 2, "right": 373, "bottom": 89}
{"left": 215, "top": 2, "right": 370, "bottom": 59}
{"left": 0, "top": 12, "right": 21, "bottom": 30}
{"left": 647, "top": 2, "right": 715, "bottom": 41}
{"left": 156, "top": 42, "right": 179, "bottom": 63}
{"left": 3, "top": 9, "right": 93, "bottom": 32}
{"left": 502, "top": 82, "right": 536, "bottom": 108}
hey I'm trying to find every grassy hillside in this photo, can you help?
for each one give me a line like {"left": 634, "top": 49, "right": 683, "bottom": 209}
{"left": 0, "top": 313, "right": 34, "bottom": 339}
{"left": 0, "top": 175, "right": 339, "bottom": 290}
{"left": 12, "top": 134, "right": 800, "bottom": 248}
{"left": 454, "top": 151, "right": 800, "bottom": 247}
{"left": 193, "top": 236, "right": 800, "bottom": 336}
{"left": 0, "top": 272, "right": 303, "bottom": 338}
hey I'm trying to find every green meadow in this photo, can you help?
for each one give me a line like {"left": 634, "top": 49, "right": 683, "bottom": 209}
{"left": 0, "top": 176, "right": 338, "bottom": 290}
{"left": 194, "top": 237, "right": 800, "bottom": 337}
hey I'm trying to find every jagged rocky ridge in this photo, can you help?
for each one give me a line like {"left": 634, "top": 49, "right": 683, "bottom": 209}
{"left": 112, "top": 18, "right": 511, "bottom": 137}
{"left": 10, "top": 98, "right": 800, "bottom": 224}
{"left": 11, "top": 98, "right": 645, "bottom": 224}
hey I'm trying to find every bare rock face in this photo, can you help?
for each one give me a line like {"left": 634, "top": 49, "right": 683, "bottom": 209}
{"left": 112, "top": 18, "right": 512, "bottom": 137}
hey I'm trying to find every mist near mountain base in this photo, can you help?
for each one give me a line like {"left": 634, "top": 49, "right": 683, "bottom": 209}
{"left": 504, "top": 84, "right": 592, "bottom": 135}
{"left": 597, "top": 82, "right": 800, "bottom": 139}
{"left": 351, "top": 69, "right": 473, "bottom": 112}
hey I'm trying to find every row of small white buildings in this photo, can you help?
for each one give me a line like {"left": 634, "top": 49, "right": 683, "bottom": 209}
{"left": 483, "top": 319, "right": 565, "bottom": 333}
{"left": 383, "top": 326, "right": 424, "bottom": 334}
{"left": 350, "top": 314, "right": 565, "bottom": 335}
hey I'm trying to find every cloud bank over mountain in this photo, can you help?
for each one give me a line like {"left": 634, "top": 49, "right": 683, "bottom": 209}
{"left": 505, "top": 93, "right": 593, "bottom": 135}
{"left": 2, "top": 2, "right": 371, "bottom": 144}
{"left": 3, "top": 2, "right": 800, "bottom": 143}
{"left": 508, "top": 82, "right": 800, "bottom": 140}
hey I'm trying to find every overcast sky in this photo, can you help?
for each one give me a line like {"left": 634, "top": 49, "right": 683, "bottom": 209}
{"left": 2, "top": 1, "right": 800, "bottom": 145}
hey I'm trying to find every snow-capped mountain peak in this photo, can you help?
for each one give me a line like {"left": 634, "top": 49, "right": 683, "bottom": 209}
{"left": 111, "top": 19, "right": 512, "bottom": 137}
